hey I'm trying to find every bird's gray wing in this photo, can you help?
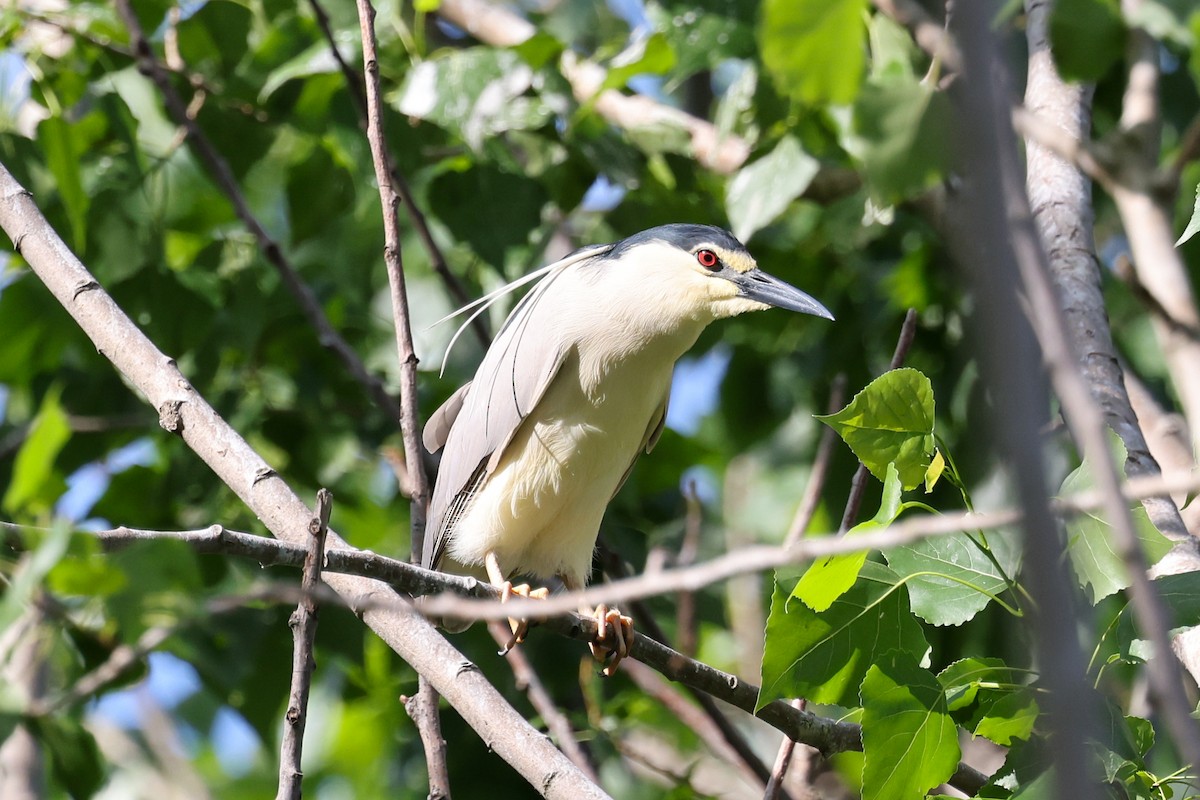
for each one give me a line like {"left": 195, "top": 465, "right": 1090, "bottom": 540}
{"left": 423, "top": 244, "right": 611, "bottom": 570}
{"left": 423, "top": 382, "right": 471, "bottom": 454}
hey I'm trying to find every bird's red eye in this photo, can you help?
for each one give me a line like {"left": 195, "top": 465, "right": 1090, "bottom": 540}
{"left": 696, "top": 249, "right": 719, "bottom": 270}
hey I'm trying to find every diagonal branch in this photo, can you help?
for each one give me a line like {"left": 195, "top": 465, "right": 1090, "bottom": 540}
{"left": 0, "top": 159, "right": 608, "bottom": 800}
{"left": 114, "top": 0, "right": 400, "bottom": 427}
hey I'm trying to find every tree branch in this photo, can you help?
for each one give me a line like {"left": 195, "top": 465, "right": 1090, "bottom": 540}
{"left": 304, "top": 0, "right": 489, "bottom": 347}
{"left": 276, "top": 489, "right": 332, "bottom": 800}
{"left": 0, "top": 159, "right": 609, "bottom": 800}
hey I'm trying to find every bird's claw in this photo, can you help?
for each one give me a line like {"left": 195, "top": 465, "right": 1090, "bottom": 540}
{"left": 497, "top": 582, "right": 549, "bottom": 655}
{"left": 588, "top": 604, "right": 634, "bottom": 677}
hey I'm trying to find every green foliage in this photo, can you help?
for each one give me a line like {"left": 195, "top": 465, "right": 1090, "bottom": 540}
{"left": 860, "top": 650, "right": 960, "bottom": 800}
{"left": 817, "top": 367, "right": 936, "bottom": 490}
{"left": 726, "top": 135, "right": 819, "bottom": 242}
{"left": 1, "top": 0, "right": 1195, "bottom": 797}
{"left": 1050, "top": 0, "right": 1126, "bottom": 82}
{"left": 759, "top": 0, "right": 867, "bottom": 105}
{"left": 760, "top": 561, "right": 929, "bottom": 708}
{"left": 1059, "top": 439, "right": 1174, "bottom": 604}
{"left": 791, "top": 462, "right": 903, "bottom": 611}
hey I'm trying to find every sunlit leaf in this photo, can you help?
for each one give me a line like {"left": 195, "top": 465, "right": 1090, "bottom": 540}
{"left": 792, "top": 463, "right": 903, "bottom": 612}
{"left": 884, "top": 528, "right": 1021, "bottom": 626}
{"left": 726, "top": 136, "right": 820, "bottom": 242}
{"left": 861, "top": 650, "right": 960, "bottom": 800}
{"left": 817, "top": 368, "right": 935, "bottom": 490}
{"left": 1177, "top": 183, "right": 1200, "bottom": 246}
{"left": 759, "top": 0, "right": 867, "bottom": 105}
{"left": 760, "top": 562, "right": 928, "bottom": 709}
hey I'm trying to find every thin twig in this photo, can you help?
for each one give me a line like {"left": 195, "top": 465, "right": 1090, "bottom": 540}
{"left": 354, "top": 1, "right": 448, "bottom": 794}
{"left": 839, "top": 309, "right": 918, "bottom": 531}
{"left": 276, "top": 489, "right": 332, "bottom": 800}
{"left": 785, "top": 374, "right": 847, "bottom": 546}
{"left": 488, "top": 622, "right": 599, "bottom": 784}
{"left": 113, "top": 0, "right": 399, "bottom": 426}
{"left": 674, "top": 480, "right": 703, "bottom": 658}
{"left": 305, "top": 0, "right": 487, "bottom": 347}
{"left": 763, "top": 699, "right": 807, "bottom": 800}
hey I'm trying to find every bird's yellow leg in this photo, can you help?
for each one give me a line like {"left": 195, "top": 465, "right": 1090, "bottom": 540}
{"left": 485, "top": 551, "right": 550, "bottom": 654}
{"left": 562, "top": 576, "right": 634, "bottom": 677}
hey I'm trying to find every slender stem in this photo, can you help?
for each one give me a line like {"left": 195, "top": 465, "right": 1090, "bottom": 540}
{"left": 275, "top": 489, "right": 332, "bottom": 800}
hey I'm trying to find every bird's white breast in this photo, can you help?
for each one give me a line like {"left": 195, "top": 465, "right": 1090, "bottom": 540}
{"left": 445, "top": 265, "right": 707, "bottom": 587}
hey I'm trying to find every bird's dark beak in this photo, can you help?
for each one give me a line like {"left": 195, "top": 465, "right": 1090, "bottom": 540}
{"left": 733, "top": 269, "right": 834, "bottom": 320}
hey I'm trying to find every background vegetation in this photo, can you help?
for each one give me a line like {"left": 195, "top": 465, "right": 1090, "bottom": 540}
{"left": 2, "top": 0, "right": 1200, "bottom": 797}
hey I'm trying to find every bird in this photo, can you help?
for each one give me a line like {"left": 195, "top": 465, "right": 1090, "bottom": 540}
{"left": 421, "top": 223, "right": 832, "bottom": 674}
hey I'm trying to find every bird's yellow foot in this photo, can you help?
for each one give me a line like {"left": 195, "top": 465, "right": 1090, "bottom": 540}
{"left": 496, "top": 582, "right": 550, "bottom": 655}
{"left": 588, "top": 604, "right": 634, "bottom": 677}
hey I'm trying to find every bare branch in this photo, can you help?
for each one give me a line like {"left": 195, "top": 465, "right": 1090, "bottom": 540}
{"left": 785, "top": 374, "right": 846, "bottom": 547}
{"left": 488, "top": 622, "right": 599, "bottom": 784}
{"left": 354, "top": 3, "right": 447, "bottom": 791}
{"left": 112, "top": 0, "right": 399, "bottom": 427}
{"left": 304, "top": 0, "right": 488, "bottom": 347}
{"left": 276, "top": 489, "right": 332, "bottom": 800}
{"left": 0, "top": 160, "right": 608, "bottom": 800}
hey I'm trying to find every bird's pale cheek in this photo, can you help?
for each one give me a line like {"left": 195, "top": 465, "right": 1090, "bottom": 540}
{"left": 714, "top": 296, "right": 770, "bottom": 318}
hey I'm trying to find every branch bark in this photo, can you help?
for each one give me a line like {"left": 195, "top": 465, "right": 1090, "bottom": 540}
{"left": 1023, "top": 2, "right": 1193, "bottom": 547}
{"left": 276, "top": 489, "right": 332, "bottom": 800}
{"left": 0, "top": 160, "right": 609, "bottom": 800}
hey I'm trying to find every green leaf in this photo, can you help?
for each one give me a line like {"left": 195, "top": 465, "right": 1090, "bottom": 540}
{"left": 36, "top": 117, "right": 89, "bottom": 251}
{"left": 759, "top": 561, "right": 929, "bottom": 709}
{"left": 924, "top": 449, "right": 945, "bottom": 493}
{"left": 938, "top": 658, "right": 1025, "bottom": 711}
{"left": 26, "top": 714, "right": 105, "bottom": 799}
{"left": 860, "top": 651, "right": 961, "bottom": 800}
{"left": 1049, "top": 0, "right": 1126, "bottom": 82}
{"left": 1177, "top": 182, "right": 1200, "bottom": 246}
{"left": 3, "top": 385, "right": 71, "bottom": 515}
{"left": 759, "top": 0, "right": 867, "bottom": 105}
{"left": 1059, "top": 438, "right": 1174, "bottom": 604}
{"left": 792, "top": 462, "right": 903, "bottom": 612}
{"left": 852, "top": 71, "right": 951, "bottom": 201}
{"left": 974, "top": 689, "right": 1039, "bottom": 746}
{"left": 602, "top": 33, "right": 676, "bottom": 91}
{"left": 817, "top": 368, "right": 935, "bottom": 490}
{"left": 726, "top": 136, "right": 820, "bottom": 242}
{"left": 884, "top": 528, "right": 1021, "bottom": 626}
{"left": 394, "top": 48, "right": 554, "bottom": 150}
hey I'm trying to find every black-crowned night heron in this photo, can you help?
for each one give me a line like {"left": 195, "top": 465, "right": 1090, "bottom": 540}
{"left": 422, "top": 223, "right": 832, "bottom": 674}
